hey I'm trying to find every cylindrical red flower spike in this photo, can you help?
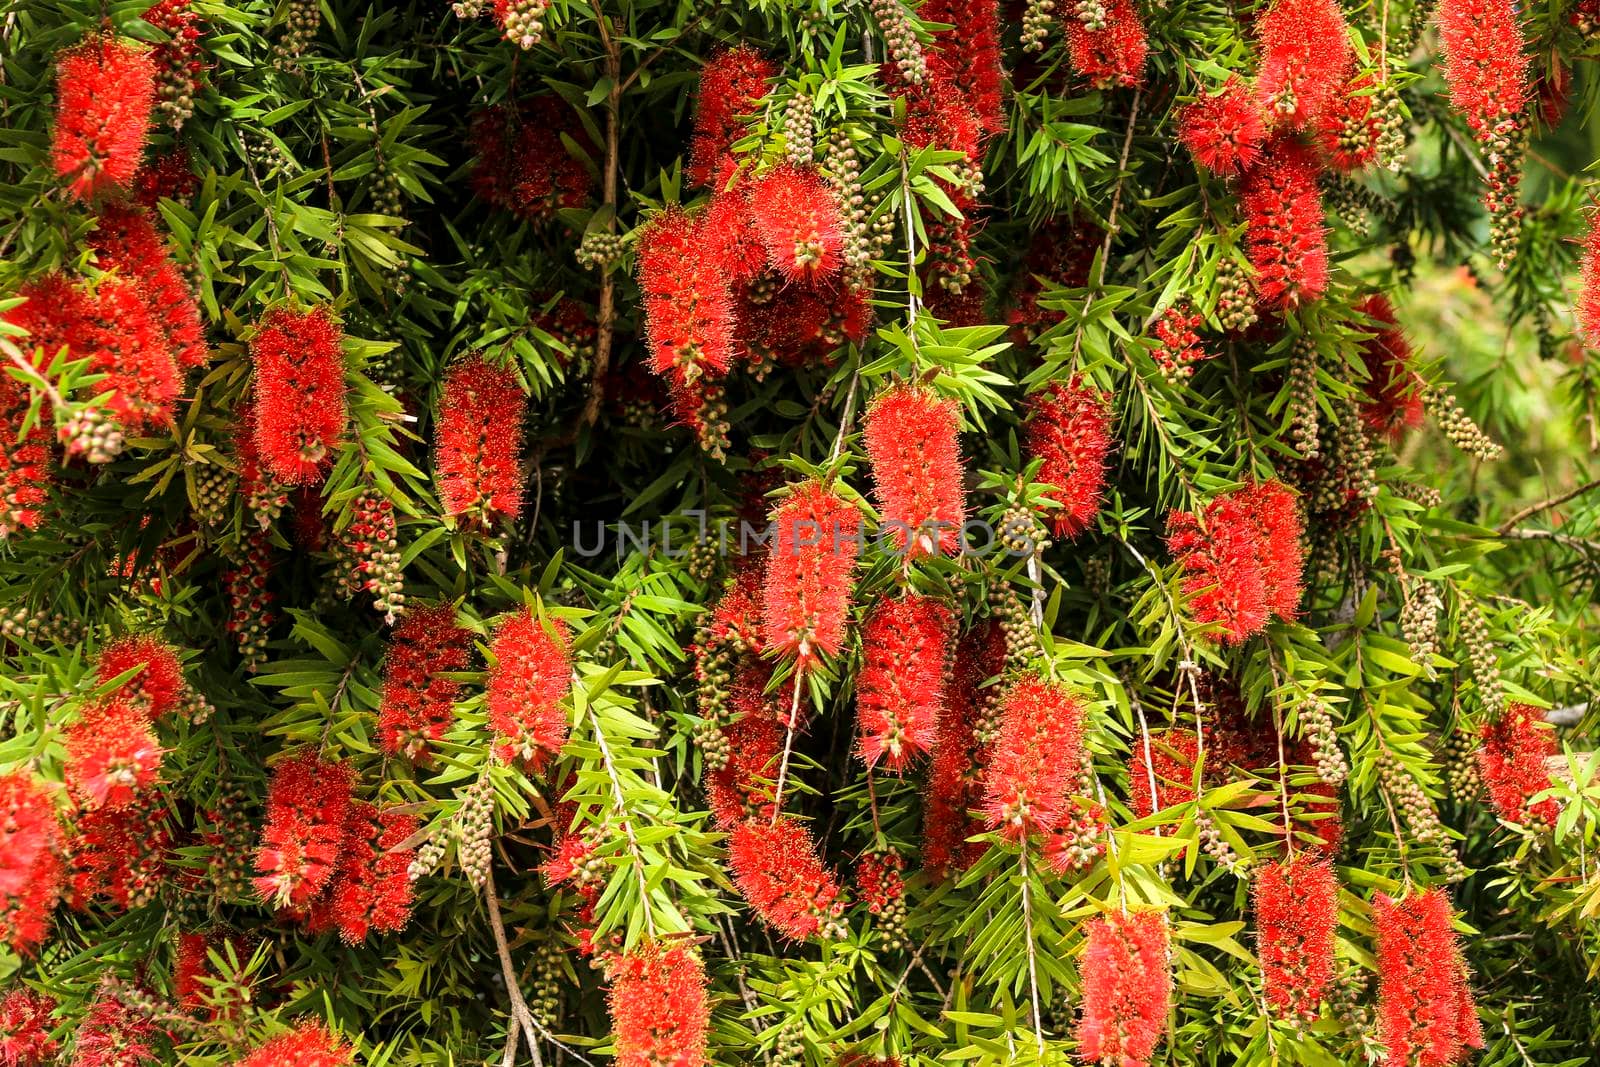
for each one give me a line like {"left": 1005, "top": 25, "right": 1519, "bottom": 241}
{"left": 923, "top": 621, "right": 1005, "bottom": 877}
{"left": 863, "top": 384, "right": 966, "bottom": 558}
{"left": 1254, "top": 0, "right": 1353, "bottom": 129}
{"left": 252, "top": 754, "right": 355, "bottom": 911}
{"left": 688, "top": 46, "right": 777, "bottom": 188}
{"left": 760, "top": 480, "right": 861, "bottom": 668}
{"left": 64, "top": 700, "right": 165, "bottom": 811}
{"left": 1127, "top": 727, "right": 1200, "bottom": 818}
{"left": 94, "top": 634, "right": 184, "bottom": 720}
{"left": 250, "top": 306, "right": 348, "bottom": 485}
{"left": 378, "top": 604, "right": 473, "bottom": 762}
{"left": 1478, "top": 703, "right": 1561, "bottom": 826}
{"left": 856, "top": 594, "right": 954, "bottom": 771}
{"left": 1237, "top": 479, "right": 1306, "bottom": 622}
{"left": 1065, "top": 0, "right": 1149, "bottom": 89}
{"left": 921, "top": 0, "right": 1006, "bottom": 135}
{"left": 1239, "top": 139, "right": 1328, "bottom": 309}
{"left": 236, "top": 1022, "right": 356, "bottom": 1067}
{"left": 1436, "top": 0, "right": 1529, "bottom": 142}
{"left": 1024, "top": 376, "right": 1114, "bottom": 540}
{"left": 606, "top": 942, "right": 711, "bottom": 1067}
{"left": 1317, "top": 72, "right": 1382, "bottom": 173}
{"left": 1075, "top": 909, "right": 1172, "bottom": 1067}
{"left": 0, "top": 362, "right": 54, "bottom": 539}
{"left": 486, "top": 609, "right": 572, "bottom": 769}
{"left": 1253, "top": 852, "right": 1337, "bottom": 1022}
{"left": 1576, "top": 209, "right": 1600, "bottom": 350}
{"left": 747, "top": 164, "right": 845, "bottom": 283}
{"left": 1374, "top": 888, "right": 1484, "bottom": 1067}
{"left": 74, "top": 991, "right": 163, "bottom": 1067}
{"left": 1167, "top": 494, "right": 1269, "bottom": 644}
{"left": 982, "top": 677, "right": 1085, "bottom": 839}
{"left": 89, "top": 202, "right": 208, "bottom": 368}
{"left": 706, "top": 713, "right": 783, "bottom": 828}
{"left": 468, "top": 98, "right": 595, "bottom": 223}
{"left": 0, "top": 773, "right": 64, "bottom": 957}
{"left": 320, "top": 802, "right": 418, "bottom": 943}
{"left": 728, "top": 816, "right": 846, "bottom": 940}
{"left": 637, "top": 209, "right": 736, "bottom": 388}
{"left": 51, "top": 36, "right": 156, "bottom": 200}
{"left": 0, "top": 987, "right": 59, "bottom": 1064}
{"left": 1352, "top": 295, "right": 1424, "bottom": 439}
{"left": 435, "top": 354, "right": 529, "bottom": 527}
{"left": 701, "top": 183, "right": 767, "bottom": 288}
{"left": 77, "top": 274, "right": 182, "bottom": 433}
{"left": 1179, "top": 76, "right": 1267, "bottom": 178}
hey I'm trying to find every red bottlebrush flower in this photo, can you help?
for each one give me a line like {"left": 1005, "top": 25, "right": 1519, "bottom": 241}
{"left": 706, "top": 713, "right": 784, "bottom": 828}
{"left": 434, "top": 355, "right": 529, "bottom": 526}
{"left": 250, "top": 306, "right": 347, "bottom": 485}
{"left": 1317, "top": 72, "right": 1382, "bottom": 173}
{"left": 1179, "top": 76, "right": 1267, "bottom": 177}
{"left": 64, "top": 701, "right": 164, "bottom": 811}
{"left": 1374, "top": 889, "right": 1484, "bottom": 1067}
{"left": 51, "top": 37, "right": 156, "bottom": 200}
{"left": 688, "top": 46, "right": 777, "bottom": 188}
{"left": 174, "top": 932, "right": 214, "bottom": 1013}
{"left": 863, "top": 384, "right": 966, "bottom": 558}
{"left": 854, "top": 850, "right": 906, "bottom": 916}
{"left": 747, "top": 164, "right": 845, "bottom": 282}
{"left": 1024, "top": 376, "right": 1114, "bottom": 539}
{"left": 1253, "top": 852, "right": 1337, "bottom": 1022}
{"left": 1478, "top": 703, "right": 1561, "bottom": 826}
{"left": 252, "top": 754, "right": 355, "bottom": 910}
{"left": 1075, "top": 909, "right": 1172, "bottom": 1067}
{"left": 468, "top": 98, "right": 594, "bottom": 222}
{"left": 94, "top": 634, "right": 184, "bottom": 720}
{"left": 1254, "top": 0, "right": 1353, "bottom": 129}
{"left": 1436, "top": 0, "right": 1529, "bottom": 142}
{"left": 923, "top": 621, "right": 1005, "bottom": 877}
{"left": 378, "top": 604, "right": 472, "bottom": 761}
{"left": 0, "top": 361, "right": 53, "bottom": 540}
{"left": 982, "top": 677, "right": 1085, "bottom": 839}
{"left": 1065, "top": 0, "right": 1149, "bottom": 90}
{"left": 1239, "top": 140, "right": 1329, "bottom": 309}
{"left": 1353, "top": 294, "right": 1424, "bottom": 438}
{"left": 64, "top": 792, "right": 171, "bottom": 912}
{"left": 323, "top": 803, "right": 418, "bottom": 943}
{"left": 77, "top": 275, "right": 182, "bottom": 433}
{"left": 856, "top": 595, "right": 954, "bottom": 771}
{"left": 89, "top": 202, "right": 208, "bottom": 369}
{"left": 73, "top": 991, "right": 163, "bottom": 1067}
{"left": 760, "top": 480, "right": 862, "bottom": 668}
{"left": 921, "top": 0, "right": 1006, "bottom": 135}
{"left": 1576, "top": 209, "right": 1600, "bottom": 350}
{"left": 0, "top": 988, "right": 58, "bottom": 1065}
{"left": 637, "top": 208, "right": 736, "bottom": 388}
{"left": 486, "top": 609, "right": 573, "bottom": 769}
{"left": 1166, "top": 480, "right": 1304, "bottom": 642}
{"left": 891, "top": 54, "right": 983, "bottom": 161}
{"left": 236, "top": 1022, "right": 355, "bottom": 1067}
{"left": 728, "top": 817, "right": 846, "bottom": 940}
{"left": 606, "top": 943, "right": 711, "bottom": 1067}
{"left": 134, "top": 148, "right": 198, "bottom": 208}
{"left": 1127, "top": 728, "right": 1200, "bottom": 819}
{"left": 0, "top": 774, "right": 63, "bottom": 956}
{"left": 1149, "top": 302, "right": 1211, "bottom": 380}
{"left": 700, "top": 185, "right": 768, "bottom": 288}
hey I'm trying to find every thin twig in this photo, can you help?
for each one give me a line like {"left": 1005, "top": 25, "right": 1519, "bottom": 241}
{"left": 1018, "top": 843, "right": 1046, "bottom": 1055}
{"left": 769, "top": 661, "right": 808, "bottom": 821}
{"left": 485, "top": 868, "right": 546, "bottom": 1067}
{"left": 1495, "top": 474, "right": 1600, "bottom": 534}
{"left": 579, "top": 4, "right": 624, "bottom": 433}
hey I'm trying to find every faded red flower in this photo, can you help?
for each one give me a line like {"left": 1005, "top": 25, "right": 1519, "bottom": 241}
{"left": 1179, "top": 76, "right": 1267, "bottom": 177}
{"left": 378, "top": 604, "right": 473, "bottom": 761}
{"left": 1255, "top": 0, "right": 1353, "bottom": 129}
{"left": 1317, "top": 72, "right": 1383, "bottom": 172}
{"left": 1075, "top": 909, "right": 1172, "bottom": 1067}
{"left": 486, "top": 609, "right": 572, "bottom": 769}
{"left": 51, "top": 36, "right": 156, "bottom": 200}
{"left": 1127, "top": 728, "right": 1201, "bottom": 819}
{"left": 856, "top": 595, "right": 954, "bottom": 771}
{"left": 250, "top": 306, "right": 347, "bottom": 485}
{"left": 1239, "top": 139, "right": 1328, "bottom": 309}
{"left": 1066, "top": 0, "right": 1149, "bottom": 89}
{"left": 73, "top": 991, "right": 163, "bottom": 1067}
{"left": 144, "top": 0, "right": 206, "bottom": 130}
{"left": 1478, "top": 703, "right": 1561, "bottom": 826}
{"left": 1575, "top": 208, "right": 1600, "bottom": 350}
{"left": 1253, "top": 852, "right": 1337, "bottom": 1022}
{"left": 863, "top": 384, "right": 966, "bottom": 558}
{"left": 320, "top": 802, "right": 418, "bottom": 943}
{"left": 760, "top": 480, "right": 861, "bottom": 668}
{"left": 469, "top": 98, "right": 594, "bottom": 222}
{"left": 1025, "top": 377, "right": 1114, "bottom": 539}
{"left": 606, "top": 942, "right": 710, "bottom": 1067}
{"left": 982, "top": 677, "right": 1085, "bottom": 839}
{"left": 705, "top": 712, "right": 783, "bottom": 829}
{"left": 0, "top": 328, "right": 54, "bottom": 537}
{"left": 64, "top": 792, "right": 171, "bottom": 913}
{"left": 923, "top": 621, "right": 1004, "bottom": 877}
{"left": 728, "top": 817, "right": 846, "bottom": 940}
{"left": 0, "top": 988, "right": 58, "bottom": 1065}
{"left": 688, "top": 46, "right": 777, "bottom": 187}
{"left": 435, "top": 355, "right": 529, "bottom": 526}
{"left": 1353, "top": 294, "right": 1424, "bottom": 438}
{"left": 1373, "top": 888, "right": 1483, "bottom": 1067}
{"left": 922, "top": 0, "right": 1006, "bottom": 135}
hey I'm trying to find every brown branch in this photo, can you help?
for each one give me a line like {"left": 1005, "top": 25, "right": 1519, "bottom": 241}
{"left": 579, "top": 4, "right": 624, "bottom": 434}
{"left": 1495, "top": 474, "right": 1600, "bottom": 534}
